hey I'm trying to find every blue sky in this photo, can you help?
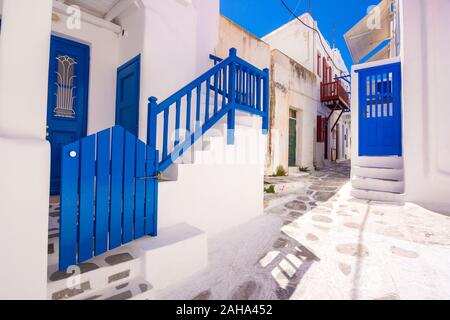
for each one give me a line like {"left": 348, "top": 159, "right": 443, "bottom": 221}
{"left": 220, "top": 0, "right": 380, "bottom": 70}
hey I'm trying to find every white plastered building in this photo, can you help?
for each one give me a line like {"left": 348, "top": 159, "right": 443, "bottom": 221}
{"left": 346, "top": 0, "right": 450, "bottom": 214}
{"left": 263, "top": 13, "right": 351, "bottom": 174}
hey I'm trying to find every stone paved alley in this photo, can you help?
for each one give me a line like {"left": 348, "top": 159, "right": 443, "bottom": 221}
{"left": 154, "top": 161, "right": 450, "bottom": 300}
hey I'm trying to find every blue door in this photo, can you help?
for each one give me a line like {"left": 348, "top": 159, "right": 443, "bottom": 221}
{"left": 358, "top": 62, "right": 402, "bottom": 156}
{"left": 47, "top": 36, "right": 90, "bottom": 194}
{"left": 116, "top": 55, "right": 141, "bottom": 136}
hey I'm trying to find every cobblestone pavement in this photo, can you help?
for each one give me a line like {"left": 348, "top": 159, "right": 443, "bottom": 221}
{"left": 155, "top": 161, "right": 450, "bottom": 300}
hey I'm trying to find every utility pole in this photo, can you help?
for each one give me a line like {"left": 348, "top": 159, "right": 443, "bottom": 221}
{"left": 308, "top": 0, "right": 313, "bottom": 15}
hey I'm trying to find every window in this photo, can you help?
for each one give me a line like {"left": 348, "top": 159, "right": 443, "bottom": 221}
{"left": 317, "top": 116, "right": 325, "bottom": 142}
{"left": 317, "top": 53, "right": 321, "bottom": 77}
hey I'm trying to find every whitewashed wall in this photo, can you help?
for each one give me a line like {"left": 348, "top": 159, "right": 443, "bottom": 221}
{"left": 264, "top": 14, "right": 315, "bottom": 73}
{"left": 215, "top": 16, "right": 271, "bottom": 70}
{"left": 400, "top": 0, "right": 450, "bottom": 214}
{"left": 0, "top": 0, "right": 53, "bottom": 299}
{"left": 129, "top": 0, "right": 220, "bottom": 143}
{"left": 263, "top": 13, "right": 349, "bottom": 83}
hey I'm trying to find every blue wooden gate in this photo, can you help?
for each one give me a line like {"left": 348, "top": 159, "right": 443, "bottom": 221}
{"left": 59, "top": 126, "right": 158, "bottom": 271}
{"left": 357, "top": 62, "right": 402, "bottom": 156}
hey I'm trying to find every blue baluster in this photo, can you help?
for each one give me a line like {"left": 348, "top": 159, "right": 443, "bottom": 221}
{"left": 186, "top": 91, "right": 192, "bottom": 136}
{"left": 175, "top": 99, "right": 181, "bottom": 147}
{"left": 247, "top": 69, "right": 251, "bottom": 106}
{"left": 228, "top": 48, "right": 237, "bottom": 144}
{"left": 196, "top": 84, "right": 201, "bottom": 131}
{"left": 214, "top": 72, "right": 219, "bottom": 115}
{"left": 205, "top": 79, "right": 210, "bottom": 122}
{"left": 163, "top": 107, "right": 169, "bottom": 159}
{"left": 222, "top": 66, "right": 228, "bottom": 108}
{"left": 256, "top": 74, "right": 261, "bottom": 111}
{"left": 236, "top": 65, "right": 241, "bottom": 104}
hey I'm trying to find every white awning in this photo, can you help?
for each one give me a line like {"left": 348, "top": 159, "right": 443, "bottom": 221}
{"left": 344, "top": 0, "right": 392, "bottom": 63}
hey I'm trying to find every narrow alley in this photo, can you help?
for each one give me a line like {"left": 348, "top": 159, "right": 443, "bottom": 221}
{"left": 155, "top": 162, "right": 450, "bottom": 300}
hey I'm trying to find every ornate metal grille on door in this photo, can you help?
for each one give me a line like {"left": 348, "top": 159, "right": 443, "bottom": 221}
{"left": 54, "top": 55, "right": 77, "bottom": 118}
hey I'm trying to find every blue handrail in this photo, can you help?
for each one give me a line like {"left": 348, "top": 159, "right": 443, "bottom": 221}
{"left": 209, "top": 54, "right": 223, "bottom": 66}
{"left": 148, "top": 48, "right": 269, "bottom": 173}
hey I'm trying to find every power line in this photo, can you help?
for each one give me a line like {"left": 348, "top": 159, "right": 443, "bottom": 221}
{"left": 279, "top": 0, "right": 347, "bottom": 75}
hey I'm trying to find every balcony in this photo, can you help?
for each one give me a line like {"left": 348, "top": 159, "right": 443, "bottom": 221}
{"left": 320, "top": 80, "right": 350, "bottom": 110}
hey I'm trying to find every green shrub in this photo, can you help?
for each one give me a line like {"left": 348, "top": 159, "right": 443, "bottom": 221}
{"left": 299, "top": 166, "right": 310, "bottom": 173}
{"left": 264, "top": 185, "right": 276, "bottom": 194}
{"left": 273, "top": 165, "right": 287, "bottom": 177}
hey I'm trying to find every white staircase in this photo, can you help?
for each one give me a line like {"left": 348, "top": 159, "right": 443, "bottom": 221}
{"left": 351, "top": 157, "right": 405, "bottom": 203}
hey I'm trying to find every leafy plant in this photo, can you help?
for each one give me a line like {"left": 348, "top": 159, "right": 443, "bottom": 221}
{"left": 299, "top": 166, "right": 310, "bottom": 173}
{"left": 273, "top": 165, "right": 287, "bottom": 177}
{"left": 264, "top": 185, "right": 276, "bottom": 194}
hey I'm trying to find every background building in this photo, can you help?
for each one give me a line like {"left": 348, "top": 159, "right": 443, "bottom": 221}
{"left": 263, "top": 13, "right": 351, "bottom": 174}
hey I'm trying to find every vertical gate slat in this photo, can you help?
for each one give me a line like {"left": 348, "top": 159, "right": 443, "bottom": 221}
{"left": 59, "top": 141, "right": 80, "bottom": 270}
{"left": 145, "top": 147, "right": 158, "bottom": 236}
{"left": 153, "top": 149, "right": 159, "bottom": 236}
{"left": 95, "top": 128, "right": 111, "bottom": 255}
{"left": 135, "top": 140, "right": 146, "bottom": 239}
{"left": 123, "top": 132, "right": 136, "bottom": 244}
{"left": 78, "top": 134, "right": 96, "bottom": 262}
{"left": 110, "top": 126, "right": 125, "bottom": 249}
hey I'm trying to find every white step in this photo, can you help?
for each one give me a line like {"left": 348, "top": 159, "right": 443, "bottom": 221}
{"left": 137, "top": 223, "right": 207, "bottom": 289}
{"left": 47, "top": 248, "right": 142, "bottom": 300}
{"left": 69, "top": 277, "right": 153, "bottom": 300}
{"left": 352, "top": 177, "right": 404, "bottom": 193}
{"left": 353, "top": 166, "right": 403, "bottom": 181}
{"left": 353, "top": 156, "right": 403, "bottom": 169}
{"left": 47, "top": 224, "right": 207, "bottom": 299}
{"left": 351, "top": 189, "right": 405, "bottom": 204}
